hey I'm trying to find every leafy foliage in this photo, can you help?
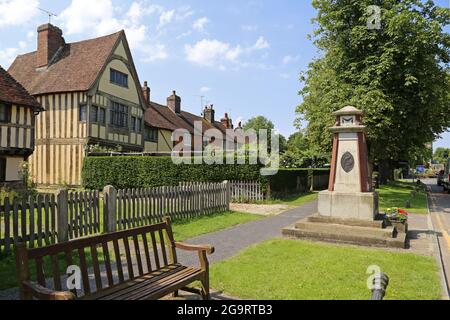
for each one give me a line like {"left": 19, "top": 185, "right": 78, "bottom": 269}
{"left": 433, "top": 147, "right": 450, "bottom": 164}
{"left": 296, "top": 0, "right": 450, "bottom": 166}
{"left": 82, "top": 156, "right": 268, "bottom": 190}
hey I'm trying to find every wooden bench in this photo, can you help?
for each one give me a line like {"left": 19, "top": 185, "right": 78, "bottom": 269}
{"left": 15, "top": 218, "right": 214, "bottom": 300}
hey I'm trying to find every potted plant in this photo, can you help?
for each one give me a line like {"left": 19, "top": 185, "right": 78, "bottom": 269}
{"left": 384, "top": 207, "right": 408, "bottom": 233}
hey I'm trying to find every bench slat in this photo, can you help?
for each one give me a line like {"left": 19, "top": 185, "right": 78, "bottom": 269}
{"left": 102, "top": 242, "right": 114, "bottom": 287}
{"left": 122, "top": 237, "right": 134, "bottom": 280}
{"left": 51, "top": 254, "right": 62, "bottom": 291}
{"left": 133, "top": 235, "right": 143, "bottom": 276}
{"left": 141, "top": 233, "right": 152, "bottom": 273}
{"left": 112, "top": 239, "right": 124, "bottom": 283}
{"left": 91, "top": 245, "right": 102, "bottom": 290}
{"left": 77, "top": 248, "right": 91, "bottom": 295}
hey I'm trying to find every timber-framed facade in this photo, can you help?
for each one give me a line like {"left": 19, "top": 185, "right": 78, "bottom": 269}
{"left": 9, "top": 24, "right": 146, "bottom": 186}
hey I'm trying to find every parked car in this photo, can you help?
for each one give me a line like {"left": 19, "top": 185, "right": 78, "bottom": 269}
{"left": 438, "top": 170, "right": 445, "bottom": 186}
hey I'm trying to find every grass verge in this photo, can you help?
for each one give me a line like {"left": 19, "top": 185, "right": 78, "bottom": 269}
{"left": 378, "top": 180, "right": 428, "bottom": 214}
{"left": 210, "top": 239, "right": 441, "bottom": 300}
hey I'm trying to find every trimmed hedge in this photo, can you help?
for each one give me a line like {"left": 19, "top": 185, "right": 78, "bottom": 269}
{"left": 82, "top": 156, "right": 330, "bottom": 196}
{"left": 82, "top": 156, "right": 268, "bottom": 190}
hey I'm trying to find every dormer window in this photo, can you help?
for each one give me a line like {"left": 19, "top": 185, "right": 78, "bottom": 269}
{"left": 0, "top": 103, "right": 11, "bottom": 123}
{"left": 110, "top": 68, "right": 128, "bottom": 88}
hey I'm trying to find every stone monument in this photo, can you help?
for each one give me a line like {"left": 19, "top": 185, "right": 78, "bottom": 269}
{"left": 283, "top": 106, "right": 406, "bottom": 248}
{"left": 318, "top": 106, "right": 378, "bottom": 221}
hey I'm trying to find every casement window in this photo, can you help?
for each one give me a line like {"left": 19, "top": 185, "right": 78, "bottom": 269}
{"left": 91, "top": 105, "right": 98, "bottom": 122}
{"left": 110, "top": 101, "right": 128, "bottom": 128}
{"left": 110, "top": 68, "right": 128, "bottom": 87}
{"left": 99, "top": 108, "right": 106, "bottom": 125}
{"left": 131, "top": 116, "right": 136, "bottom": 131}
{"left": 0, "top": 103, "right": 11, "bottom": 123}
{"left": 144, "top": 126, "right": 158, "bottom": 142}
{"left": 136, "top": 118, "right": 142, "bottom": 132}
{"left": 0, "top": 157, "right": 6, "bottom": 182}
{"left": 79, "top": 105, "right": 87, "bottom": 122}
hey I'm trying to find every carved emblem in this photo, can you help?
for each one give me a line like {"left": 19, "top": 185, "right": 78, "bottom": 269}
{"left": 341, "top": 152, "right": 355, "bottom": 173}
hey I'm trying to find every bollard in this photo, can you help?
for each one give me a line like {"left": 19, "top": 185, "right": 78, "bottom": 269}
{"left": 371, "top": 273, "right": 390, "bottom": 300}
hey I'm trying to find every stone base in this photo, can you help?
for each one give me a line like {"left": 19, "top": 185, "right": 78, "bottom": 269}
{"left": 282, "top": 215, "right": 406, "bottom": 249}
{"left": 318, "top": 190, "right": 378, "bottom": 221}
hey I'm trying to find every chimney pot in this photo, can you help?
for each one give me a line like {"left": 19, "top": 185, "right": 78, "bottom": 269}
{"left": 142, "top": 81, "right": 150, "bottom": 105}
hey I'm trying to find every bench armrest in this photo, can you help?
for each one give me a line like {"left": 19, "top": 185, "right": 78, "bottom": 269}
{"left": 175, "top": 242, "right": 215, "bottom": 255}
{"left": 23, "top": 281, "right": 76, "bottom": 300}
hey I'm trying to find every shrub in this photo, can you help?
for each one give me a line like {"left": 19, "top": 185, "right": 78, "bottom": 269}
{"left": 82, "top": 156, "right": 268, "bottom": 190}
{"left": 268, "top": 168, "right": 330, "bottom": 196}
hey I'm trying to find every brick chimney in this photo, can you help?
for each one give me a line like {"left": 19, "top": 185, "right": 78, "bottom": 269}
{"left": 167, "top": 90, "right": 181, "bottom": 114}
{"left": 37, "top": 23, "right": 65, "bottom": 68}
{"left": 220, "top": 113, "right": 233, "bottom": 129}
{"left": 203, "top": 105, "right": 215, "bottom": 123}
{"left": 142, "top": 81, "right": 150, "bottom": 105}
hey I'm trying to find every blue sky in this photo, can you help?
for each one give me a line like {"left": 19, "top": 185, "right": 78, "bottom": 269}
{"left": 0, "top": 0, "right": 449, "bottom": 150}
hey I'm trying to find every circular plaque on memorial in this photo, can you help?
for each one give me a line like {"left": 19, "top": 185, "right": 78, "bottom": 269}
{"left": 341, "top": 152, "right": 355, "bottom": 173}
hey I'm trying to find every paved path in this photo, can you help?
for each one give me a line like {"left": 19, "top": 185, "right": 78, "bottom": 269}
{"left": 0, "top": 200, "right": 317, "bottom": 300}
{"left": 177, "top": 200, "right": 317, "bottom": 267}
{"left": 425, "top": 178, "right": 450, "bottom": 299}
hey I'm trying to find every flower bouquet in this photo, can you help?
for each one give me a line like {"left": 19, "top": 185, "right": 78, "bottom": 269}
{"left": 384, "top": 207, "right": 408, "bottom": 233}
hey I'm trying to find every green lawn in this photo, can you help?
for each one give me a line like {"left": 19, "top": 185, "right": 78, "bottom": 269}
{"left": 0, "top": 211, "right": 261, "bottom": 291}
{"left": 210, "top": 239, "right": 441, "bottom": 300}
{"left": 261, "top": 192, "right": 319, "bottom": 207}
{"left": 172, "top": 211, "right": 263, "bottom": 242}
{"left": 378, "top": 181, "right": 428, "bottom": 214}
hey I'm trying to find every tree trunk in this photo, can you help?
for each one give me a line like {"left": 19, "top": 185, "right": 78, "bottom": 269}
{"left": 379, "top": 159, "right": 394, "bottom": 185}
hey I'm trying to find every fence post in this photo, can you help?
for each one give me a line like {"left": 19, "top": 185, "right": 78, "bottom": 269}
{"left": 223, "top": 180, "right": 231, "bottom": 211}
{"left": 56, "top": 189, "right": 69, "bottom": 243}
{"left": 103, "top": 185, "right": 117, "bottom": 233}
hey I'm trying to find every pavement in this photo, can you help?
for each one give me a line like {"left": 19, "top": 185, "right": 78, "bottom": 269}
{"left": 423, "top": 178, "right": 450, "bottom": 299}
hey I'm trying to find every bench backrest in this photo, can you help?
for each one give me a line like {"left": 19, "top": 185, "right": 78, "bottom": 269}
{"left": 15, "top": 218, "right": 177, "bottom": 299}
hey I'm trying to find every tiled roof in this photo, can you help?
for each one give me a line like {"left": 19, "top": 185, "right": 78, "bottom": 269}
{"left": 145, "top": 101, "right": 228, "bottom": 135}
{"left": 0, "top": 66, "right": 41, "bottom": 109}
{"left": 8, "top": 31, "right": 122, "bottom": 95}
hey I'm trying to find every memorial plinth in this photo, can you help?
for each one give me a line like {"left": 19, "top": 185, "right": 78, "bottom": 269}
{"left": 283, "top": 106, "right": 406, "bottom": 248}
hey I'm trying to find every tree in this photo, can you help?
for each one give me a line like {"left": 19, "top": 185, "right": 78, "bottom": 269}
{"left": 433, "top": 147, "right": 450, "bottom": 164}
{"left": 296, "top": 0, "right": 450, "bottom": 183}
{"left": 243, "top": 116, "right": 286, "bottom": 152}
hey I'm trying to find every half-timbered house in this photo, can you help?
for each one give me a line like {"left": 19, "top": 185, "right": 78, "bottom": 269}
{"left": 0, "top": 66, "right": 42, "bottom": 186}
{"left": 9, "top": 24, "right": 146, "bottom": 186}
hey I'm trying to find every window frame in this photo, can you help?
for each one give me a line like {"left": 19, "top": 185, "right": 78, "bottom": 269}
{"left": 110, "top": 101, "right": 129, "bottom": 128}
{"left": 91, "top": 105, "right": 99, "bottom": 123}
{"left": 99, "top": 107, "right": 106, "bottom": 126}
{"left": 110, "top": 68, "right": 129, "bottom": 88}
{"left": 0, "top": 102, "right": 12, "bottom": 123}
{"left": 144, "top": 126, "right": 158, "bottom": 142}
{"left": 79, "top": 105, "right": 87, "bottom": 122}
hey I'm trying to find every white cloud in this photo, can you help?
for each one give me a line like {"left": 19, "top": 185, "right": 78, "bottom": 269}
{"left": 0, "top": 47, "right": 18, "bottom": 67}
{"left": 141, "top": 44, "right": 168, "bottom": 62}
{"left": 0, "top": 0, "right": 39, "bottom": 28}
{"left": 57, "top": 0, "right": 168, "bottom": 63}
{"left": 283, "top": 55, "right": 300, "bottom": 64}
{"left": 185, "top": 36, "right": 271, "bottom": 70}
{"left": 193, "top": 17, "right": 209, "bottom": 32}
{"left": 185, "top": 39, "right": 242, "bottom": 69}
{"left": 200, "top": 86, "right": 211, "bottom": 93}
{"left": 159, "top": 10, "right": 174, "bottom": 28}
{"left": 252, "top": 36, "right": 269, "bottom": 50}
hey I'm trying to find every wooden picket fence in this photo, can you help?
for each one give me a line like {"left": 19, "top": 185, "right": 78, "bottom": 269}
{"left": 0, "top": 190, "right": 100, "bottom": 255}
{"left": 230, "top": 181, "right": 263, "bottom": 202}
{"left": 0, "top": 182, "right": 231, "bottom": 255}
{"left": 0, "top": 195, "right": 57, "bottom": 255}
{"left": 67, "top": 191, "right": 101, "bottom": 240}
{"left": 111, "top": 182, "right": 230, "bottom": 231}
